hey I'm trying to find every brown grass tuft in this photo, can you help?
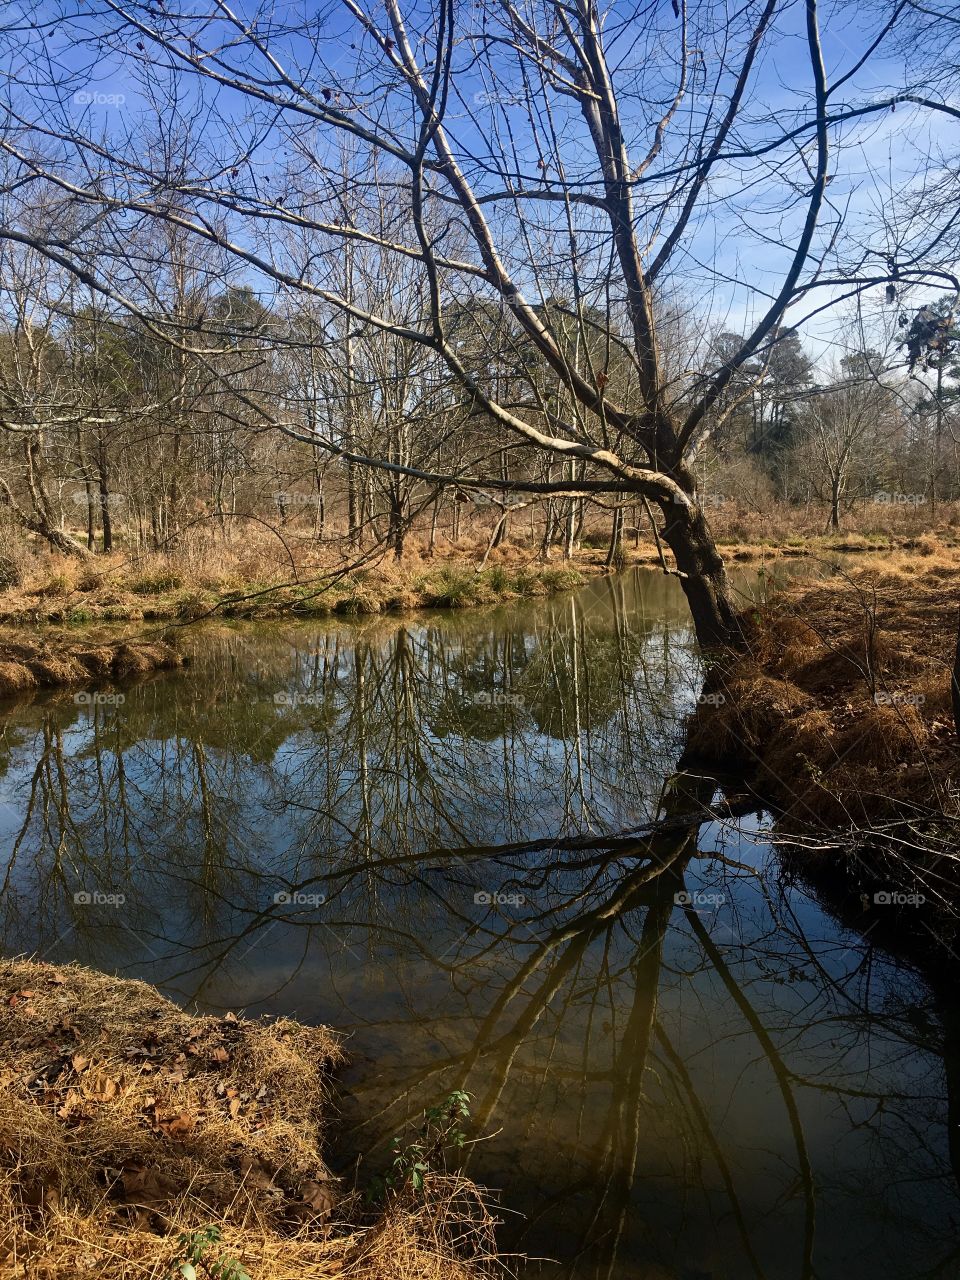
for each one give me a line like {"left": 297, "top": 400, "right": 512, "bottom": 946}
{"left": 690, "top": 557, "right": 960, "bottom": 823}
{"left": 0, "top": 960, "right": 499, "bottom": 1280}
{"left": 0, "top": 635, "right": 183, "bottom": 702}
{"left": 0, "top": 661, "right": 37, "bottom": 696}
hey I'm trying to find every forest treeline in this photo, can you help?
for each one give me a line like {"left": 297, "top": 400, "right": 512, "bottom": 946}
{"left": 2, "top": 266, "right": 957, "bottom": 566}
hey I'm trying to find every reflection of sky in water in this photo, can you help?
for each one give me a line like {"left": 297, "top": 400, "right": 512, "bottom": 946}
{"left": 0, "top": 568, "right": 956, "bottom": 1280}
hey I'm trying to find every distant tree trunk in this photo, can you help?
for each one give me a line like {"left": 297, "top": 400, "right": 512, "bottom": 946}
{"left": 931, "top": 360, "right": 944, "bottom": 519}
{"left": 428, "top": 494, "right": 440, "bottom": 554}
{"left": 347, "top": 462, "right": 362, "bottom": 547}
{"left": 312, "top": 456, "right": 325, "bottom": 540}
{"left": 388, "top": 488, "right": 405, "bottom": 561}
{"left": 84, "top": 477, "right": 96, "bottom": 550}
{"left": 96, "top": 436, "right": 113, "bottom": 553}
{"left": 604, "top": 506, "right": 623, "bottom": 568}
{"left": 540, "top": 498, "right": 555, "bottom": 561}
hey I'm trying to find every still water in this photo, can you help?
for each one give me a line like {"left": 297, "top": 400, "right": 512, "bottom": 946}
{"left": 0, "top": 568, "right": 956, "bottom": 1279}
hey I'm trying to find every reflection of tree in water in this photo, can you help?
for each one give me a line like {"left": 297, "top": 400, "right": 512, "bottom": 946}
{"left": 0, "top": 572, "right": 957, "bottom": 1278}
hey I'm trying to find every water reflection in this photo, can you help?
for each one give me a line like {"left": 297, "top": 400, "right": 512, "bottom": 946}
{"left": 0, "top": 569, "right": 956, "bottom": 1279}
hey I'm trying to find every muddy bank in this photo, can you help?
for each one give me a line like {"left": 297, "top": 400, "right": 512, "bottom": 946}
{"left": 0, "top": 959, "right": 497, "bottom": 1280}
{"left": 686, "top": 555, "right": 960, "bottom": 825}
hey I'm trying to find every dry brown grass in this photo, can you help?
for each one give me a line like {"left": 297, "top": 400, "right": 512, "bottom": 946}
{"left": 0, "top": 635, "right": 182, "bottom": 699}
{"left": 5, "top": 508, "right": 960, "bottom": 629}
{"left": 0, "top": 525, "right": 600, "bottom": 628}
{"left": 688, "top": 556, "right": 960, "bottom": 823}
{"left": 0, "top": 960, "right": 499, "bottom": 1280}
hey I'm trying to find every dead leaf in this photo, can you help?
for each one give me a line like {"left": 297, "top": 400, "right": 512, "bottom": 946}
{"left": 71, "top": 1054, "right": 90, "bottom": 1074}
{"left": 57, "top": 1087, "right": 86, "bottom": 1119}
{"left": 289, "top": 1178, "right": 337, "bottom": 1219}
{"left": 228, "top": 1097, "right": 242, "bottom": 1121}
{"left": 83, "top": 1073, "right": 119, "bottom": 1102}
{"left": 210, "top": 1046, "right": 230, "bottom": 1064}
{"left": 238, "top": 1155, "right": 275, "bottom": 1190}
{"left": 222, "top": 1012, "right": 239, "bottom": 1024}
{"left": 49, "top": 973, "right": 67, "bottom": 986}
{"left": 120, "top": 1163, "right": 176, "bottom": 1207}
{"left": 156, "top": 1111, "right": 196, "bottom": 1141}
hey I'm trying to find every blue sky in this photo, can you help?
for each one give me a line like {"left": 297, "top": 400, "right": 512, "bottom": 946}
{"left": 10, "top": 0, "right": 960, "bottom": 376}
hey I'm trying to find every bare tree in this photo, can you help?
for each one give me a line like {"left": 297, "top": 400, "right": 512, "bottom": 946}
{"left": 0, "top": 0, "right": 958, "bottom": 638}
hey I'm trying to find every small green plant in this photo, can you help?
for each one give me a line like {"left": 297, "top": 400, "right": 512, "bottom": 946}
{"left": 540, "top": 567, "right": 584, "bottom": 592}
{"left": 40, "top": 572, "right": 72, "bottom": 597}
{"left": 422, "top": 567, "right": 482, "bottom": 607}
{"left": 486, "top": 564, "right": 512, "bottom": 594}
{"left": 167, "top": 1226, "right": 250, "bottom": 1280}
{"left": 367, "top": 1090, "right": 472, "bottom": 1203}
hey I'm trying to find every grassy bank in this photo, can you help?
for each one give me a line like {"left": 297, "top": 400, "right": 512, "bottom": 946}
{"left": 687, "top": 549, "right": 960, "bottom": 826}
{"left": 0, "top": 959, "right": 497, "bottom": 1280}
{"left": 4, "top": 523, "right": 960, "bottom": 700}
{"left": 0, "top": 540, "right": 589, "bottom": 627}
{"left": 7, "top": 508, "right": 960, "bottom": 628}
{"left": 0, "top": 634, "right": 183, "bottom": 700}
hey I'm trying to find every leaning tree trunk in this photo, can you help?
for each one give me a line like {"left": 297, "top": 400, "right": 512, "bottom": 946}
{"left": 0, "top": 477, "right": 92, "bottom": 558}
{"left": 660, "top": 501, "right": 743, "bottom": 649}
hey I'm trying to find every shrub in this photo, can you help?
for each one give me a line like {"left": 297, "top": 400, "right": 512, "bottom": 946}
{"left": 129, "top": 567, "right": 184, "bottom": 595}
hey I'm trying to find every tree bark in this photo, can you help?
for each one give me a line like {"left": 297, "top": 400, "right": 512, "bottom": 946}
{"left": 660, "top": 502, "right": 743, "bottom": 648}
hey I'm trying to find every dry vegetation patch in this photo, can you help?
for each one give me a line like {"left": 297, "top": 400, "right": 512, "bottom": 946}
{"left": 688, "top": 554, "right": 960, "bottom": 824}
{"left": 0, "top": 960, "right": 498, "bottom": 1280}
{"left": 0, "top": 532, "right": 595, "bottom": 628}
{"left": 0, "top": 634, "right": 182, "bottom": 700}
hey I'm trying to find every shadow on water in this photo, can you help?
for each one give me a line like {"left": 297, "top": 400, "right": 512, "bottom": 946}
{"left": 0, "top": 567, "right": 958, "bottom": 1279}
